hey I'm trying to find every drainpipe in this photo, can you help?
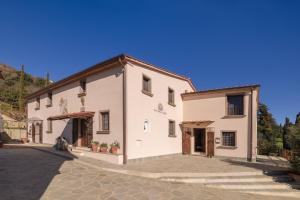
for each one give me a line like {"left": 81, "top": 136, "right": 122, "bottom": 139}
{"left": 119, "top": 57, "right": 127, "bottom": 164}
{"left": 248, "top": 89, "right": 253, "bottom": 162}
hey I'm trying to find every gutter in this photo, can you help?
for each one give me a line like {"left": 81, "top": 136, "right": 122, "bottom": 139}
{"left": 248, "top": 89, "right": 253, "bottom": 162}
{"left": 119, "top": 56, "right": 127, "bottom": 164}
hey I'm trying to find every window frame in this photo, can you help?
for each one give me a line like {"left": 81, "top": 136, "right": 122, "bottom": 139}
{"left": 46, "top": 119, "right": 52, "bottom": 133}
{"left": 226, "top": 94, "right": 245, "bottom": 116}
{"left": 46, "top": 92, "right": 52, "bottom": 107}
{"left": 35, "top": 97, "right": 40, "bottom": 110}
{"left": 97, "top": 110, "right": 110, "bottom": 134}
{"left": 168, "top": 87, "right": 175, "bottom": 106}
{"left": 168, "top": 120, "right": 176, "bottom": 137}
{"left": 221, "top": 131, "right": 237, "bottom": 147}
{"left": 78, "top": 79, "right": 87, "bottom": 97}
{"left": 141, "top": 74, "right": 153, "bottom": 97}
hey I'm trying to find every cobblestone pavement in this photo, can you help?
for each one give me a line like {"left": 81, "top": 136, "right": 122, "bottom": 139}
{"left": 0, "top": 147, "right": 297, "bottom": 200}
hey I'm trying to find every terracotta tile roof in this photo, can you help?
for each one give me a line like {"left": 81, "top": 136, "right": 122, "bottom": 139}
{"left": 25, "top": 54, "right": 196, "bottom": 100}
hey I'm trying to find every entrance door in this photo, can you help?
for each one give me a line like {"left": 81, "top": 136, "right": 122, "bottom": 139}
{"left": 207, "top": 132, "right": 214, "bottom": 157}
{"left": 80, "top": 119, "right": 88, "bottom": 147}
{"left": 32, "top": 124, "right": 36, "bottom": 143}
{"left": 72, "top": 119, "right": 79, "bottom": 146}
{"left": 194, "top": 129, "right": 206, "bottom": 153}
{"left": 182, "top": 129, "right": 191, "bottom": 154}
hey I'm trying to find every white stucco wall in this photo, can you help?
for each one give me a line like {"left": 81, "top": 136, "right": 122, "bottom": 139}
{"left": 125, "top": 63, "right": 194, "bottom": 160}
{"left": 183, "top": 89, "right": 258, "bottom": 159}
{"left": 27, "top": 66, "right": 124, "bottom": 152}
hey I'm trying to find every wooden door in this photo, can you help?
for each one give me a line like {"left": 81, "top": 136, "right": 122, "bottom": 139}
{"left": 182, "top": 130, "right": 191, "bottom": 154}
{"left": 32, "top": 124, "right": 35, "bottom": 143}
{"left": 207, "top": 132, "right": 214, "bottom": 157}
{"left": 80, "top": 119, "right": 88, "bottom": 147}
{"left": 72, "top": 119, "right": 78, "bottom": 146}
{"left": 86, "top": 117, "right": 93, "bottom": 148}
{"left": 39, "top": 123, "right": 43, "bottom": 143}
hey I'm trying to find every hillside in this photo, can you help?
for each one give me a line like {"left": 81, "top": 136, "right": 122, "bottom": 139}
{"left": 0, "top": 64, "right": 48, "bottom": 117}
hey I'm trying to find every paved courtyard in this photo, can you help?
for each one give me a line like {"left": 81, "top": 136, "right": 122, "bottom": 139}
{"left": 0, "top": 147, "right": 298, "bottom": 200}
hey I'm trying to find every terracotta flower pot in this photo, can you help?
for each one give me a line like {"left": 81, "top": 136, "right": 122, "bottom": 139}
{"left": 91, "top": 144, "right": 99, "bottom": 152}
{"left": 111, "top": 146, "right": 119, "bottom": 154}
{"left": 21, "top": 138, "right": 28, "bottom": 144}
{"left": 100, "top": 147, "right": 108, "bottom": 153}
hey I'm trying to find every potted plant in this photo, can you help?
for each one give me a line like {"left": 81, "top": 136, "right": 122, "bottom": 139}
{"left": 110, "top": 140, "right": 120, "bottom": 154}
{"left": 91, "top": 141, "right": 99, "bottom": 152}
{"left": 99, "top": 143, "right": 108, "bottom": 153}
{"left": 21, "top": 138, "right": 28, "bottom": 144}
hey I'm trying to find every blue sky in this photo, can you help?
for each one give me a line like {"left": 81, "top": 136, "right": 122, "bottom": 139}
{"left": 0, "top": 0, "right": 299, "bottom": 124}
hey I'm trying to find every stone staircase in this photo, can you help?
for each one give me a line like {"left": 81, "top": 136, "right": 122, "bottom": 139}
{"left": 160, "top": 170, "right": 300, "bottom": 198}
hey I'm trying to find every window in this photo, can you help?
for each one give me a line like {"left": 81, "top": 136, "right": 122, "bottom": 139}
{"left": 168, "top": 120, "right": 176, "bottom": 137}
{"left": 98, "top": 111, "right": 109, "bottom": 133}
{"left": 227, "top": 95, "right": 244, "bottom": 115}
{"left": 47, "top": 120, "right": 52, "bottom": 133}
{"left": 35, "top": 97, "right": 40, "bottom": 110}
{"left": 46, "top": 92, "right": 52, "bottom": 107}
{"left": 80, "top": 80, "right": 86, "bottom": 94}
{"left": 168, "top": 87, "right": 175, "bottom": 105}
{"left": 222, "top": 132, "right": 236, "bottom": 147}
{"left": 142, "top": 75, "right": 152, "bottom": 96}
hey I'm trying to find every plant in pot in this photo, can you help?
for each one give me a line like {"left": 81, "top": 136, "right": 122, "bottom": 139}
{"left": 110, "top": 140, "right": 120, "bottom": 154}
{"left": 91, "top": 141, "right": 99, "bottom": 152}
{"left": 21, "top": 138, "right": 28, "bottom": 143}
{"left": 99, "top": 143, "right": 108, "bottom": 153}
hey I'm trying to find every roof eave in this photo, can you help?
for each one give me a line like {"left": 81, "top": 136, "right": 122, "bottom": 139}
{"left": 181, "top": 84, "right": 260, "bottom": 97}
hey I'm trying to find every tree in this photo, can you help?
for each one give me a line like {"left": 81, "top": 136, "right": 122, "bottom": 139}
{"left": 257, "top": 103, "right": 281, "bottom": 155}
{"left": 18, "top": 65, "right": 25, "bottom": 111}
{"left": 295, "top": 112, "right": 300, "bottom": 128}
{"left": 283, "top": 117, "right": 292, "bottom": 149}
{"left": 282, "top": 113, "right": 300, "bottom": 173}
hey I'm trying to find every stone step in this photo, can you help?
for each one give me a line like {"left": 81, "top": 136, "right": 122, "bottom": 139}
{"left": 71, "top": 147, "right": 91, "bottom": 154}
{"left": 158, "top": 171, "right": 264, "bottom": 178}
{"left": 161, "top": 174, "right": 295, "bottom": 183}
{"left": 243, "top": 191, "right": 300, "bottom": 198}
{"left": 161, "top": 177, "right": 276, "bottom": 184}
{"left": 205, "top": 183, "right": 291, "bottom": 190}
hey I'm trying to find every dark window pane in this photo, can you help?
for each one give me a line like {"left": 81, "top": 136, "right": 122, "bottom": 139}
{"left": 222, "top": 132, "right": 236, "bottom": 146}
{"left": 227, "top": 95, "right": 244, "bottom": 115}
{"left": 168, "top": 88, "right": 174, "bottom": 104}
{"left": 80, "top": 80, "right": 86, "bottom": 92}
{"left": 101, "top": 112, "right": 109, "bottom": 131}
{"left": 143, "top": 76, "right": 151, "bottom": 92}
{"left": 169, "top": 120, "right": 175, "bottom": 136}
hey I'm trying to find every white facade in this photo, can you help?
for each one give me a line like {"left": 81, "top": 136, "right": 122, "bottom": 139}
{"left": 26, "top": 55, "right": 259, "bottom": 164}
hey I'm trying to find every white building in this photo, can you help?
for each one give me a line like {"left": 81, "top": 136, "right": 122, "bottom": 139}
{"left": 26, "top": 55, "right": 259, "bottom": 164}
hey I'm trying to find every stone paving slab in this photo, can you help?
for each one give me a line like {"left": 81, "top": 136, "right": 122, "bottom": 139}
{"left": 19, "top": 143, "right": 290, "bottom": 174}
{"left": 0, "top": 147, "right": 298, "bottom": 200}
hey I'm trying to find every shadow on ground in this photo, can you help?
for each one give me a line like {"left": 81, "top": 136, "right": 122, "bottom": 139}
{"left": 0, "top": 145, "right": 77, "bottom": 200}
{"left": 222, "top": 158, "right": 300, "bottom": 190}
{"left": 222, "top": 158, "right": 290, "bottom": 172}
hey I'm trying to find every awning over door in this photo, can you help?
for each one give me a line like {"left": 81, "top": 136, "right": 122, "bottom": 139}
{"left": 48, "top": 112, "right": 95, "bottom": 121}
{"left": 181, "top": 121, "right": 214, "bottom": 129}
